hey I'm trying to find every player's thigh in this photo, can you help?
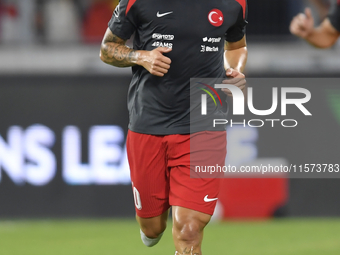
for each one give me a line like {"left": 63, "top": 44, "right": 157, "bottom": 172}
{"left": 170, "top": 170, "right": 221, "bottom": 215}
{"left": 168, "top": 131, "right": 226, "bottom": 215}
{"left": 127, "top": 130, "right": 170, "bottom": 218}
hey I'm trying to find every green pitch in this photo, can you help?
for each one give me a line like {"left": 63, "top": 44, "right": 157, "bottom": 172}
{"left": 0, "top": 219, "right": 339, "bottom": 255}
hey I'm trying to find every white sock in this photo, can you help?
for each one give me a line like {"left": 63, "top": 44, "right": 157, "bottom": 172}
{"left": 140, "top": 229, "right": 164, "bottom": 247}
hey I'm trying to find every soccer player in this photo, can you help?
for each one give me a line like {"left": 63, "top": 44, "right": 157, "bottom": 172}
{"left": 290, "top": 0, "right": 340, "bottom": 48}
{"left": 99, "top": 0, "right": 248, "bottom": 254}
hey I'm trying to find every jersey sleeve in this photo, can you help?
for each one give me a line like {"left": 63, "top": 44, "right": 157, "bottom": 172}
{"left": 225, "top": 0, "right": 248, "bottom": 42}
{"left": 328, "top": 0, "right": 340, "bottom": 32}
{"left": 108, "top": 0, "right": 138, "bottom": 40}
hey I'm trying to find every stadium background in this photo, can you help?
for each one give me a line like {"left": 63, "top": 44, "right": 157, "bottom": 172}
{"left": 0, "top": 0, "right": 340, "bottom": 254}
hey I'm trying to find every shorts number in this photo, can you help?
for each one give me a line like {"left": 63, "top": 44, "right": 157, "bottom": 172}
{"left": 133, "top": 186, "right": 142, "bottom": 210}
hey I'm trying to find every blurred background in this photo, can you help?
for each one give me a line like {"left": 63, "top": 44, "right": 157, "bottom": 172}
{"left": 0, "top": 0, "right": 339, "bottom": 75}
{"left": 0, "top": 1, "right": 340, "bottom": 254}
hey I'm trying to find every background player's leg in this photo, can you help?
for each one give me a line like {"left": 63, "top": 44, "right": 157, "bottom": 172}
{"left": 172, "top": 206, "right": 211, "bottom": 255}
{"left": 137, "top": 209, "right": 169, "bottom": 239}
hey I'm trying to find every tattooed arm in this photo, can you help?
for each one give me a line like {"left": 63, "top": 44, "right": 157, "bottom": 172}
{"left": 100, "top": 28, "right": 172, "bottom": 77}
{"left": 99, "top": 28, "right": 137, "bottom": 67}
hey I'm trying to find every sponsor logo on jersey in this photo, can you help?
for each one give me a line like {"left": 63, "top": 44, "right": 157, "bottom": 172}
{"left": 152, "top": 33, "right": 174, "bottom": 40}
{"left": 152, "top": 41, "right": 173, "bottom": 48}
{"left": 208, "top": 9, "right": 224, "bottom": 27}
{"left": 202, "top": 37, "right": 221, "bottom": 43}
{"left": 156, "top": 11, "right": 173, "bottom": 18}
{"left": 200, "top": 45, "right": 219, "bottom": 52}
{"left": 206, "top": 46, "right": 218, "bottom": 52}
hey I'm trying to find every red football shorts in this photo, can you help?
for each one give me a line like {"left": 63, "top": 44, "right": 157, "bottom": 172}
{"left": 127, "top": 130, "right": 226, "bottom": 218}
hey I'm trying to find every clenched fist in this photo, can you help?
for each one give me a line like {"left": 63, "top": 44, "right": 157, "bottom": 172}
{"left": 137, "top": 47, "right": 172, "bottom": 77}
{"left": 222, "top": 68, "right": 246, "bottom": 97}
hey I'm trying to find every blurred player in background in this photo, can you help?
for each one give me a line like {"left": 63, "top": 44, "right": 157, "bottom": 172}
{"left": 100, "top": 0, "right": 248, "bottom": 254}
{"left": 290, "top": 0, "right": 340, "bottom": 48}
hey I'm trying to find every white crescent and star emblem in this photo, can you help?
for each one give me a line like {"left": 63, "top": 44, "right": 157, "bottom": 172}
{"left": 208, "top": 11, "right": 218, "bottom": 23}
{"left": 208, "top": 9, "right": 224, "bottom": 27}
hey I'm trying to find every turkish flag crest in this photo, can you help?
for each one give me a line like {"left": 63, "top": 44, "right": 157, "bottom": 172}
{"left": 208, "top": 9, "right": 224, "bottom": 27}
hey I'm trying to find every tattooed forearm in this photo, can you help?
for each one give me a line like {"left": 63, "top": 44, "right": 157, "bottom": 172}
{"left": 100, "top": 29, "right": 139, "bottom": 67}
{"left": 101, "top": 43, "right": 137, "bottom": 67}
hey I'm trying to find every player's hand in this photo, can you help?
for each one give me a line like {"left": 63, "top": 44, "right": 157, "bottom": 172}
{"left": 290, "top": 8, "right": 315, "bottom": 39}
{"left": 137, "top": 47, "right": 172, "bottom": 77}
{"left": 222, "top": 68, "right": 246, "bottom": 97}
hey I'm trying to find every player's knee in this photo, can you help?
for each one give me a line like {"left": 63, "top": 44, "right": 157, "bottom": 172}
{"left": 173, "top": 219, "right": 205, "bottom": 243}
{"left": 140, "top": 221, "right": 167, "bottom": 238}
{"left": 137, "top": 210, "right": 169, "bottom": 238}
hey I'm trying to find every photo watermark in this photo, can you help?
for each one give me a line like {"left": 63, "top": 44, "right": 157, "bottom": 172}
{"left": 190, "top": 78, "right": 340, "bottom": 179}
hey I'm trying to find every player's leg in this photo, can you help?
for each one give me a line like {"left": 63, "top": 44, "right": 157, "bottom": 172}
{"left": 167, "top": 131, "right": 226, "bottom": 254}
{"left": 170, "top": 176, "right": 219, "bottom": 255}
{"left": 127, "top": 130, "right": 171, "bottom": 247}
{"left": 136, "top": 209, "right": 169, "bottom": 247}
{"left": 136, "top": 210, "right": 169, "bottom": 238}
{"left": 172, "top": 206, "right": 211, "bottom": 255}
